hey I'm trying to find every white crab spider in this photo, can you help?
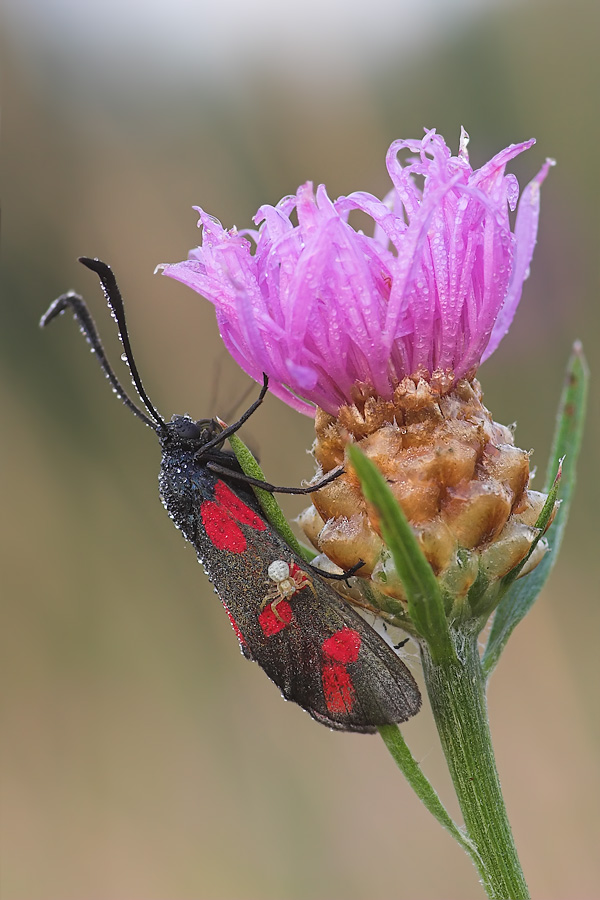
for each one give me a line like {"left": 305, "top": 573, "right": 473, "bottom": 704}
{"left": 261, "top": 559, "right": 316, "bottom": 620}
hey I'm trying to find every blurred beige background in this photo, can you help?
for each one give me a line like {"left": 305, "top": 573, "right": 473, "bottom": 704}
{"left": 2, "top": 0, "right": 599, "bottom": 897}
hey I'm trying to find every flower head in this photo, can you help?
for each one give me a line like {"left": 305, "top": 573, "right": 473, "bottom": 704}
{"left": 162, "top": 129, "right": 552, "bottom": 415}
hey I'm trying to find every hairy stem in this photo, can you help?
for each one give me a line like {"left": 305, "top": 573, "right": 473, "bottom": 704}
{"left": 421, "top": 628, "right": 529, "bottom": 899}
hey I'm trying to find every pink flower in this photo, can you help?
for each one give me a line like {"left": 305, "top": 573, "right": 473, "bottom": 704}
{"left": 162, "top": 129, "right": 553, "bottom": 416}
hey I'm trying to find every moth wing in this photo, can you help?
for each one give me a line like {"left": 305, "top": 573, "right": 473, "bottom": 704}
{"left": 190, "top": 477, "right": 421, "bottom": 732}
{"left": 220, "top": 538, "right": 421, "bottom": 732}
{"left": 266, "top": 577, "right": 421, "bottom": 732}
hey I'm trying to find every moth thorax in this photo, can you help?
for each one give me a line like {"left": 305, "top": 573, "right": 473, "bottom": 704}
{"left": 268, "top": 560, "right": 290, "bottom": 584}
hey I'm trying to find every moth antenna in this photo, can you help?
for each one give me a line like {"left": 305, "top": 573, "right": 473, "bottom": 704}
{"left": 40, "top": 291, "right": 158, "bottom": 429}
{"left": 40, "top": 266, "right": 164, "bottom": 431}
{"left": 78, "top": 257, "right": 166, "bottom": 431}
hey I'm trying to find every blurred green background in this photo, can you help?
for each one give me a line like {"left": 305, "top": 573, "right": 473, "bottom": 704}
{"left": 2, "top": 0, "right": 599, "bottom": 897}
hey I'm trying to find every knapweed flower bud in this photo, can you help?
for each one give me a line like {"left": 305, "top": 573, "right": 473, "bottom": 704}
{"left": 163, "top": 129, "right": 555, "bottom": 615}
{"left": 302, "top": 376, "right": 552, "bottom": 607}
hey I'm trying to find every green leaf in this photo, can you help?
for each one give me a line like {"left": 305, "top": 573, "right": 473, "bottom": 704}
{"left": 228, "top": 432, "right": 313, "bottom": 562}
{"left": 347, "top": 444, "right": 454, "bottom": 662}
{"left": 378, "top": 724, "right": 480, "bottom": 863}
{"left": 482, "top": 343, "right": 589, "bottom": 677}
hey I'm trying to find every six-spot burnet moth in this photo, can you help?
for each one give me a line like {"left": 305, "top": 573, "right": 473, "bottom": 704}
{"left": 41, "top": 257, "right": 421, "bottom": 732}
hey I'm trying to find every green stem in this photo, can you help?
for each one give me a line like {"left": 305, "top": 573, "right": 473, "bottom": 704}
{"left": 421, "top": 628, "right": 529, "bottom": 900}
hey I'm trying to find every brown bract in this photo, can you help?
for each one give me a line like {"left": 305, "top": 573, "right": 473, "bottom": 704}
{"left": 299, "top": 377, "right": 553, "bottom": 604}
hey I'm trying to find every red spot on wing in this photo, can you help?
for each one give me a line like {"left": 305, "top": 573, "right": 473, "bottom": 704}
{"left": 214, "top": 481, "right": 267, "bottom": 531}
{"left": 322, "top": 628, "right": 361, "bottom": 664}
{"left": 201, "top": 501, "right": 247, "bottom": 553}
{"left": 321, "top": 628, "right": 361, "bottom": 716}
{"left": 259, "top": 600, "right": 294, "bottom": 637}
{"left": 322, "top": 663, "right": 356, "bottom": 715}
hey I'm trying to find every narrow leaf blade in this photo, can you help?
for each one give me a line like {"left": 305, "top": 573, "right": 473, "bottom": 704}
{"left": 378, "top": 724, "right": 480, "bottom": 862}
{"left": 347, "top": 444, "right": 454, "bottom": 661}
{"left": 482, "top": 342, "right": 589, "bottom": 676}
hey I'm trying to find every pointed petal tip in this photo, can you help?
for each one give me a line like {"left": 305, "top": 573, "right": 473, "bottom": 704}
{"left": 533, "top": 157, "right": 556, "bottom": 188}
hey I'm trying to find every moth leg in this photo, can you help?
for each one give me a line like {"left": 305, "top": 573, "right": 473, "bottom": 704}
{"left": 311, "top": 560, "right": 365, "bottom": 583}
{"left": 204, "top": 462, "right": 343, "bottom": 495}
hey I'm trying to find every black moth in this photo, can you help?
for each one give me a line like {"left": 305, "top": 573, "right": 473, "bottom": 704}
{"left": 41, "top": 257, "right": 421, "bottom": 732}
